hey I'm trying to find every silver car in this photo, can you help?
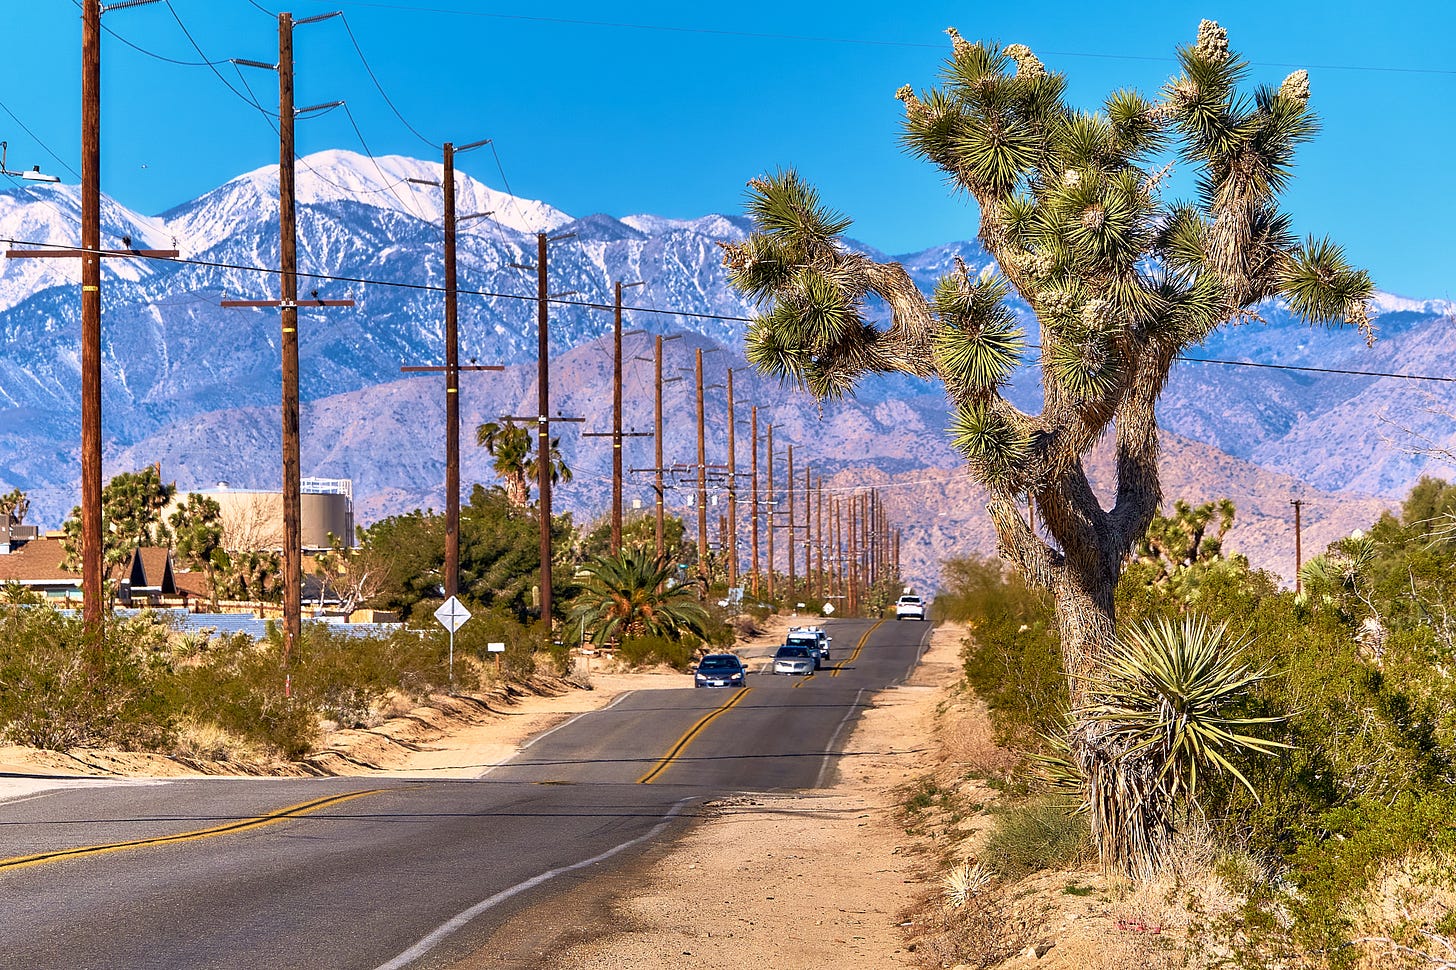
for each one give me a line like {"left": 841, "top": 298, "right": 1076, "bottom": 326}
{"left": 772, "top": 644, "right": 816, "bottom": 676}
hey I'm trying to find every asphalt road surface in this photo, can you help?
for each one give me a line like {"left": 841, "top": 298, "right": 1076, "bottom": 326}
{"left": 0, "top": 617, "right": 932, "bottom": 970}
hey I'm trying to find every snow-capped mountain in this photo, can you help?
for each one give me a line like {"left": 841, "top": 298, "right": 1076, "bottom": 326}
{"left": 0, "top": 148, "right": 1449, "bottom": 587}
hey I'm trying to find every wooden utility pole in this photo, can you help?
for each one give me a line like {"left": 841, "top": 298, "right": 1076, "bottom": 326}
{"left": 786, "top": 444, "right": 796, "bottom": 594}
{"left": 1292, "top": 498, "right": 1304, "bottom": 595}
{"left": 80, "top": 0, "right": 102, "bottom": 636}
{"left": 632, "top": 334, "right": 682, "bottom": 560}
{"left": 582, "top": 282, "right": 648, "bottom": 555}
{"left": 885, "top": 524, "right": 896, "bottom": 585}
{"left": 750, "top": 406, "right": 760, "bottom": 596}
{"left": 654, "top": 335, "right": 672, "bottom": 559}
{"left": 7, "top": 0, "right": 175, "bottom": 638}
{"left": 401, "top": 139, "right": 501, "bottom": 598}
{"left": 802, "top": 464, "right": 812, "bottom": 588}
{"left": 725, "top": 368, "right": 738, "bottom": 588}
{"left": 848, "top": 495, "right": 859, "bottom": 616}
{"left": 536, "top": 232, "right": 552, "bottom": 621}
{"left": 765, "top": 423, "right": 775, "bottom": 598}
{"left": 694, "top": 348, "right": 709, "bottom": 585}
{"left": 222, "top": 12, "right": 352, "bottom": 680}
{"left": 815, "top": 476, "right": 824, "bottom": 600}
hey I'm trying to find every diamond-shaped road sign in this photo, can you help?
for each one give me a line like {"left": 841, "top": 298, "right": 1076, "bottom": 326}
{"left": 433, "top": 595, "right": 472, "bottom": 634}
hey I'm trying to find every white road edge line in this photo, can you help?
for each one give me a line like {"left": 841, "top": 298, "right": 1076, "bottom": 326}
{"left": 815, "top": 687, "right": 869, "bottom": 790}
{"left": 372, "top": 796, "right": 697, "bottom": 970}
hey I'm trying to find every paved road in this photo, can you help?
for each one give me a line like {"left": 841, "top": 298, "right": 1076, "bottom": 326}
{"left": 0, "top": 617, "right": 932, "bottom": 970}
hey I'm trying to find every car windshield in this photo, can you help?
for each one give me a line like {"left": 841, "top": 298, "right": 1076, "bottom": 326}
{"left": 777, "top": 646, "right": 809, "bottom": 658}
{"left": 698, "top": 657, "right": 740, "bottom": 671}
{"left": 899, "top": 597, "right": 920, "bottom": 604}
{"left": 786, "top": 637, "right": 817, "bottom": 648}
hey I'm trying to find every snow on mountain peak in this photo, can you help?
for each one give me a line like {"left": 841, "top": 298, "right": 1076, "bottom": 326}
{"left": 163, "top": 149, "right": 571, "bottom": 255}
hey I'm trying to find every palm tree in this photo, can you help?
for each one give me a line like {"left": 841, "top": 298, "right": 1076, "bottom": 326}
{"left": 475, "top": 420, "right": 573, "bottom": 509}
{"left": 569, "top": 546, "right": 709, "bottom": 646}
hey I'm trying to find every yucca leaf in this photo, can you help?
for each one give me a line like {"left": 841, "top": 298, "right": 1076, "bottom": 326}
{"left": 1280, "top": 235, "right": 1373, "bottom": 326}
{"left": 947, "top": 402, "right": 1031, "bottom": 474}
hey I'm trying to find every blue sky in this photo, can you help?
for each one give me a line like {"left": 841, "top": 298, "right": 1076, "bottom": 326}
{"left": 3, "top": 1, "right": 1451, "bottom": 299}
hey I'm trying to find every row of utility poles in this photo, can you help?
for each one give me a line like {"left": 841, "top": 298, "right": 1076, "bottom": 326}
{"left": 14, "top": 3, "right": 902, "bottom": 668}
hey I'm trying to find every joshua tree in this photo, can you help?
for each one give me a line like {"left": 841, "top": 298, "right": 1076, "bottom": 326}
{"left": 170, "top": 493, "right": 226, "bottom": 610}
{"left": 475, "top": 419, "right": 573, "bottom": 509}
{"left": 723, "top": 21, "right": 1370, "bottom": 873}
{"left": 0, "top": 488, "right": 30, "bottom": 526}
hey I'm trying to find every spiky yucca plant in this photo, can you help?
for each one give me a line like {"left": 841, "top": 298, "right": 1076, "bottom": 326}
{"left": 1077, "top": 615, "right": 1286, "bottom": 876}
{"left": 722, "top": 21, "right": 1367, "bottom": 875}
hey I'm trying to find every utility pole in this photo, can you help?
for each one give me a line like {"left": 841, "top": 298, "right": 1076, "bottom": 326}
{"left": 750, "top": 406, "right": 760, "bottom": 596}
{"left": 848, "top": 495, "right": 859, "bottom": 616}
{"left": 765, "top": 423, "right": 775, "bottom": 598}
{"left": 6, "top": 0, "right": 174, "bottom": 639}
{"left": 535, "top": 232, "right": 553, "bottom": 622}
{"left": 786, "top": 444, "right": 796, "bottom": 595}
{"left": 1292, "top": 498, "right": 1304, "bottom": 595}
{"left": 401, "top": 140, "right": 500, "bottom": 598}
{"left": 815, "top": 476, "right": 824, "bottom": 600}
{"left": 632, "top": 334, "right": 682, "bottom": 560}
{"left": 803, "top": 463, "right": 812, "bottom": 588}
{"left": 694, "top": 348, "right": 709, "bottom": 586}
{"left": 885, "top": 524, "right": 896, "bottom": 585}
{"left": 224, "top": 12, "right": 352, "bottom": 683}
{"left": 502, "top": 230, "right": 579, "bottom": 626}
{"left": 725, "top": 368, "right": 738, "bottom": 588}
{"left": 582, "top": 282, "right": 648, "bottom": 555}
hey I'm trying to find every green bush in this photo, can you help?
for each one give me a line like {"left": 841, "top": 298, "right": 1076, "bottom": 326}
{"left": 982, "top": 797, "right": 1090, "bottom": 880}
{"left": 616, "top": 633, "right": 699, "bottom": 670}
{"left": 938, "top": 556, "right": 1065, "bottom": 747}
{"left": 0, "top": 607, "right": 175, "bottom": 751}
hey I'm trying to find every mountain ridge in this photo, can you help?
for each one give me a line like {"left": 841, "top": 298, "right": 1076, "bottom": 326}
{"left": 1, "top": 149, "right": 1448, "bottom": 588}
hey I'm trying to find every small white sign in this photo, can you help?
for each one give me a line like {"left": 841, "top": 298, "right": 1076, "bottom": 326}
{"left": 433, "top": 595, "right": 472, "bottom": 633}
{"left": 822, "top": 602, "right": 835, "bottom": 615}
{"left": 487, "top": 641, "right": 506, "bottom": 653}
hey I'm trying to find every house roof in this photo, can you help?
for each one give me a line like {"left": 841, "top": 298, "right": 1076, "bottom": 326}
{"left": 0, "top": 538, "right": 77, "bottom": 585}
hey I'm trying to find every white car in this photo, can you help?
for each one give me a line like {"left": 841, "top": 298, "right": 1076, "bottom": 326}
{"left": 895, "top": 595, "right": 926, "bottom": 621}
{"left": 786, "top": 626, "right": 831, "bottom": 666}
{"left": 772, "top": 644, "right": 816, "bottom": 675}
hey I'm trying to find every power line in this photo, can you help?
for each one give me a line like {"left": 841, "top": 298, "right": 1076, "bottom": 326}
{"left": 337, "top": 13, "right": 439, "bottom": 152}
{"left": 2, "top": 234, "right": 1449, "bottom": 385}
{"left": 303, "top": 3, "right": 1456, "bottom": 76}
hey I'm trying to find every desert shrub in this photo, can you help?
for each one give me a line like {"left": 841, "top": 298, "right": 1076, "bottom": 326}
{"left": 1281, "top": 790, "right": 1456, "bottom": 967}
{"left": 616, "top": 632, "right": 699, "bottom": 670}
{"left": 938, "top": 556, "right": 1064, "bottom": 747}
{"left": 163, "top": 631, "right": 318, "bottom": 759}
{"left": 982, "top": 796, "right": 1091, "bottom": 881}
{"left": 449, "top": 604, "right": 546, "bottom": 681}
{"left": 0, "top": 606, "right": 174, "bottom": 751}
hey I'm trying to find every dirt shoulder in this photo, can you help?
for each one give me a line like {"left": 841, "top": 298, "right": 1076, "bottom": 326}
{"left": 483, "top": 620, "right": 969, "bottom": 970}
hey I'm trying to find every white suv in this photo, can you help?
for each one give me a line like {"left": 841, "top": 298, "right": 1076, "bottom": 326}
{"left": 895, "top": 595, "right": 926, "bottom": 621}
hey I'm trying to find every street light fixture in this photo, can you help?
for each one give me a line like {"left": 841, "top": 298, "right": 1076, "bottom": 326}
{"left": 0, "top": 143, "right": 60, "bottom": 183}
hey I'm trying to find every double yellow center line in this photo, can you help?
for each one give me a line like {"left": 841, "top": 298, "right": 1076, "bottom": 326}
{"left": 830, "top": 619, "right": 884, "bottom": 677}
{"left": 0, "top": 789, "right": 381, "bottom": 873}
{"left": 637, "top": 686, "right": 753, "bottom": 784}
